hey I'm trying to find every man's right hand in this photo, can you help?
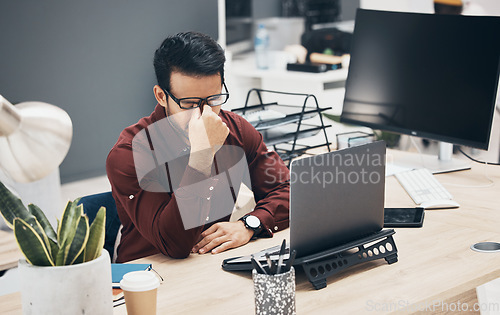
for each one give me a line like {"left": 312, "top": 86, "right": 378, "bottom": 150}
{"left": 187, "top": 105, "right": 229, "bottom": 175}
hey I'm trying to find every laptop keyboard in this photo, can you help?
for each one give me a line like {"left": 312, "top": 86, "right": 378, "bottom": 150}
{"left": 227, "top": 245, "right": 290, "bottom": 264}
{"left": 266, "top": 247, "right": 290, "bottom": 257}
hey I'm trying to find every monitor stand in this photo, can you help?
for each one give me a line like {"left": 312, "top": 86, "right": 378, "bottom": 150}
{"left": 388, "top": 142, "right": 471, "bottom": 174}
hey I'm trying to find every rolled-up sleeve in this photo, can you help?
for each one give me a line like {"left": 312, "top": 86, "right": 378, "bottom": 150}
{"left": 234, "top": 116, "right": 290, "bottom": 237}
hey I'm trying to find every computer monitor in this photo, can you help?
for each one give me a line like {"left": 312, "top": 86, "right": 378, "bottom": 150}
{"left": 222, "top": 0, "right": 253, "bottom": 55}
{"left": 308, "top": 0, "right": 359, "bottom": 32}
{"left": 340, "top": 9, "right": 500, "bottom": 173}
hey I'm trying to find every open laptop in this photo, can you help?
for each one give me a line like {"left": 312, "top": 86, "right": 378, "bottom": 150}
{"left": 222, "top": 141, "right": 386, "bottom": 270}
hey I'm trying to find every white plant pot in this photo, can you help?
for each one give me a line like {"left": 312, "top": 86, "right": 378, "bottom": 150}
{"left": 18, "top": 250, "right": 113, "bottom": 315}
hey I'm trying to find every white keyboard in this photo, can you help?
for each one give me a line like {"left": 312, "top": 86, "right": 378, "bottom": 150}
{"left": 395, "top": 168, "right": 453, "bottom": 205}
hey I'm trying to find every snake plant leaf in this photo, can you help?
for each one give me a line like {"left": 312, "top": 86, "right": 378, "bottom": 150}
{"left": 28, "top": 203, "right": 57, "bottom": 242}
{"left": 0, "top": 181, "right": 31, "bottom": 229}
{"left": 74, "top": 251, "right": 84, "bottom": 265}
{"left": 22, "top": 216, "right": 53, "bottom": 262}
{"left": 55, "top": 211, "right": 80, "bottom": 266}
{"left": 27, "top": 204, "right": 57, "bottom": 259}
{"left": 66, "top": 214, "right": 89, "bottom": 265}
{"left": 0, "top": 182, "right": 54, "bottom": 261}
{"left": 48, "top": 237, "right": 59, "bottom": 260}
{"left": 13, "top": 218, "right": 54, "bottom": 266}
{"left": 55, "top": 233, "right": 69, "bottom": 266}
{"left": 57, "top": 201, "right": 83, "bottom": 246}
{"left": 55, "top": 211, "right": 83, "bottom": 266}
{"left": 84, "top": 206, "right": 106, "bottom": 262}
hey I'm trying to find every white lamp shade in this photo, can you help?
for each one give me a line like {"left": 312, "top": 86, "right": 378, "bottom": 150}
{"left": 0, "top": 97, "right": 72, "bottom": 183}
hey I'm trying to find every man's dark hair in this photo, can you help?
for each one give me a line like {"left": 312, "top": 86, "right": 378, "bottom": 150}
{"left": 154, "top": 31, "right": 226, "bottom": 91}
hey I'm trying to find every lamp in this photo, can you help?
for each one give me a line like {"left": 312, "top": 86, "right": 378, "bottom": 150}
{"left": 0, "top": 95, "right": 72, "bottom": 183}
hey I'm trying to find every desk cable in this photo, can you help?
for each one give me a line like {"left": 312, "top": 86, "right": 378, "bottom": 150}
{"left": 458, "top": 148, "right": 500, "bottom": 166}
{"left": 455, "top": 103, "right": 500, "bottom": 166}
{"left": 409, "top": 137, "right": 495, "bottom": 188}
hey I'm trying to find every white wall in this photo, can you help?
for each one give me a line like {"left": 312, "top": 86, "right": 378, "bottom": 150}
{"left": 360, "top": 0, "right": 434, "bottom": 13}
{"left": 464, "top": 0, "right": 500, "bottom": 15}
{"left": 360, "top": 0, "right": 500, "bottom": 15}
{"left": 0, "top": 169, "right": 61, "bottom": 230}
{"left": 0, "top": 0, "right": 219, "bottom": 184}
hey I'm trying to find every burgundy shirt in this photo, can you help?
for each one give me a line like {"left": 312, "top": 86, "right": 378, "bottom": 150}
{"left": 106, "top": 104, "right": 290, "bottom": 262}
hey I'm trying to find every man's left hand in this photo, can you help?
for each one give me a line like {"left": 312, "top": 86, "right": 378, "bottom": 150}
{"left": 192, "top": 221, "right": 254, "bottom": 254}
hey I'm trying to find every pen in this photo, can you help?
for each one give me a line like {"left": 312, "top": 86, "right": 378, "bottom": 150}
{"left": 251, "top": 256, "right": 268, "bottom": 275}
{"left": 250, "top": 258, "right": 259, "bottom": 273}
{"left": 276, "top": 239, "right": 286, "bottom": 274}
{"left": 285, "top": 250, "right": 296, "bottom": 272}
{"left": 265, "top": 253, "right": 275, "bottom": 274}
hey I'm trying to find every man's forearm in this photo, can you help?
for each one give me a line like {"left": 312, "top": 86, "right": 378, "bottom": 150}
{"left": 188, "top": 149, "right": 215, "bottom": 176}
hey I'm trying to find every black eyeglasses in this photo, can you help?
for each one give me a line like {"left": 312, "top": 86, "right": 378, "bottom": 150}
{"left": 162, "top": 83, "right": 229, "bottom": 109}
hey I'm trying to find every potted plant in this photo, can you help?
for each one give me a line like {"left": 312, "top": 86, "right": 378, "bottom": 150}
{"left": 0, "top": 181, "right": 113, "bottom": 314}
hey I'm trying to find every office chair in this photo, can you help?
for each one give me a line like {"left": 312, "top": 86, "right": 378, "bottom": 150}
{"left": 77, "top": 192, "right": 121, "bottom": 262}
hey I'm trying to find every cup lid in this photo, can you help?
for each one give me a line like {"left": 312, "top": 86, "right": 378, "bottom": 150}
{"left": 120, "top": 271, "right": 160, "bottom": 292}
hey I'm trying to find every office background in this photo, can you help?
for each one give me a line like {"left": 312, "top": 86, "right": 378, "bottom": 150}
{"left": 0, "top": 0, "right": 222, "bottom": 183}
{"left": 0, "top": 0, "right": 499, "bottom": 184}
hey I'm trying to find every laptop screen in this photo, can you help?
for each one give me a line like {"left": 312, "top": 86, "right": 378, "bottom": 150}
{"left": 290, "top": 141, "right": 386, "bottom": 258}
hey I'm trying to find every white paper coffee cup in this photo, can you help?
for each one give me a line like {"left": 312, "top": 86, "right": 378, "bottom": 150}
{"left": 120, "top": 271, "right": 160, "bottom": 315}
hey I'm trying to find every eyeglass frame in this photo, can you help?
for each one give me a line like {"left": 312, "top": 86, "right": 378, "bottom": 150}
{"left": 161, "top": 82, "right": 230, "bottom": 109}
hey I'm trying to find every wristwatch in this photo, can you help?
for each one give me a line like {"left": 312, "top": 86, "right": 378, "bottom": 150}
{"left": 239, "top": 214, "right": 262, "bottom": 237}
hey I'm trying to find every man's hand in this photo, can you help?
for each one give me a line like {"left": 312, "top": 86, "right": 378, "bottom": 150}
{"left": 188, "top": 105, "right": 229, "bottom": 175}
{"left": 188, "top": 105, "right": 229, "bottom": 153}
{"left": 192, "top": 221, "right": 254, "bottom": 254}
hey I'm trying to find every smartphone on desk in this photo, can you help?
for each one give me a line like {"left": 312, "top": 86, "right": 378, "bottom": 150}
{"left": 384, "top": 207, "right": 425, "bottom": 228}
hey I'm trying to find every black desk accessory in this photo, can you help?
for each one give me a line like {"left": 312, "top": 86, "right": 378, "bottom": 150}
{"left": 287, "top": 62, "right": 342, "bottom": 73}
{"left": 232, "top": 89, "right": 332, "bottom": 165}
{"left": 252, "top": 240, "right": 297, "bottom": 276}
{"left": 295, "top": 229, "right": 398, "bottom": 289}
{"left": 223, "top": 229, "right": 398, "bottom": 289}
{"left": 384, "top": 207, "right": 424, "bottom": 228}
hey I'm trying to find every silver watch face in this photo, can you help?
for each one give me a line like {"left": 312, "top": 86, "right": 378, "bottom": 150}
{"left": 246, "top": 215, "right": 260, "bottom": 229}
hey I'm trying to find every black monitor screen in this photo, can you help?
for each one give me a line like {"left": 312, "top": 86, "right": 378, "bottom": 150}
{"left": 341, "top": 9, "right": 500, "bottom": 150}
{"left": 225, "top": 0, "right": 252, "bottom": 46}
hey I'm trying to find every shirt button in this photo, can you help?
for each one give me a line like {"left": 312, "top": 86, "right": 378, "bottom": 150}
{"left": 207, "top": 197, "right": 211, "bottom": 201}
{"left": 183, "top": 147, "right": 188, "bottom": 152}
{"left": 274, "top": 226, "right": 278, "bottom": 231}
{"left": 205, "top": 216, "right": 210, "bottom": 221}
{"left": 129, "top": 195, "right": 134, "bottom": 200}
{"left": 209, "top": 186, "right": 214, "bottom": 191}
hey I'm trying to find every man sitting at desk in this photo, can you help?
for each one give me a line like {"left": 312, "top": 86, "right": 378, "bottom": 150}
{"left": 106, "top": 32, "right": 290, "bottom": 263}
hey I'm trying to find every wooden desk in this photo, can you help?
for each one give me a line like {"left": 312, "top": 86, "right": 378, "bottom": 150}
{"left": 0, "top": 230, "right": 21, "bottom": 271}
{"left": 1, "top": 151, "right": 500, "bottom": 314}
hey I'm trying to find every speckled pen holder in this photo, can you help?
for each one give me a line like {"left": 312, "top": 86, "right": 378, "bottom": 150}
{"left": 252, "top": 267, "right": 296, "bottom": 315}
